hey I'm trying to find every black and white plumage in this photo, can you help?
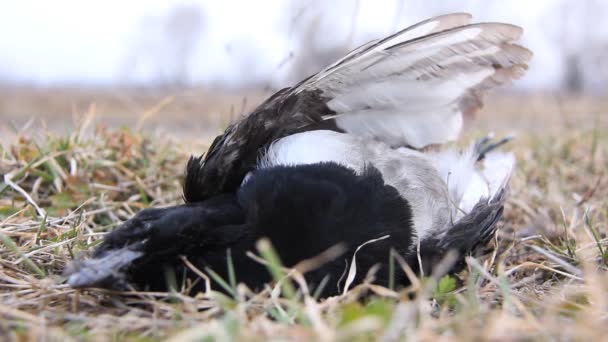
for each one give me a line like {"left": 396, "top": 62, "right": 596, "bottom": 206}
{"left": 65, "top": 13, "right": 531, "bottom": 297}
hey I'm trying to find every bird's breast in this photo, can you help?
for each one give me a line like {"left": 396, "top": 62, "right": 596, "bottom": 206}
{"left": 256, "top": 130, "right": 453, "bottom": 241}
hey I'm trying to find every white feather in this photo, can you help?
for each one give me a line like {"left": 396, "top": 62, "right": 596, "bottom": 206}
{"left": 332, "top": 68, "right": 494, "bottom": 147}
{"left": 259, "top": 131, "right": 365, "bottom": 172}
{"left": 481, "top": 151, "right": 515, "bottom": 196}
{"left": 424, "top": 145, "right": 481, "bottom": 213}
{"left": 254, "top": 14, "right": 526, "bottom": 248}
{"left": 315, "top": 13, "right": 473, "bottom": 81}
{"left": 426, "top": 144, "right": 514, "bottom": 217}
{"left": 261, "top": 131, "right": 515, "bottom": 243}
{"left": 290, "top": 17, "right": 531, "bottom": 149}
{"left": 262, "top": 131, "right": 451, "bottom": 242}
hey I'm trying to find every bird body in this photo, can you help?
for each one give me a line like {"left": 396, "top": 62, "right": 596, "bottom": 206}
{"left": 259, "top": 130, "right": 506, "bottom": 242}
{"left": 65, "top": 13, "right": 531, "bottom": 297}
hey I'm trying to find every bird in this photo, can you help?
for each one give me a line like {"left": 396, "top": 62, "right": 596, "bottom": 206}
{"left": 65, "top": 13, "right": 532, "bottom": 298}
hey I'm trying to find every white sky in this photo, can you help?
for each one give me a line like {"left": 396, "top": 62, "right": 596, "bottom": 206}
{"left": 0, "top": 0, "right": 601, "bottom": 89}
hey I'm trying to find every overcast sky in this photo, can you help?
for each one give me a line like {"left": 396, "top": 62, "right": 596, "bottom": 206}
{"left": 0, "top": 0, "right": 605, "bottom": 89}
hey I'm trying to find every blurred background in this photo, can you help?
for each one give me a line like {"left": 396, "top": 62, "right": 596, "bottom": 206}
{"left": 0, "top": 0, "right": 607, "bottom": 140}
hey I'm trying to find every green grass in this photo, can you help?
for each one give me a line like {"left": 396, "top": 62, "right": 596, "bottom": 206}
{"left": 1, "top": 97, "right": 607, "bottom": 341}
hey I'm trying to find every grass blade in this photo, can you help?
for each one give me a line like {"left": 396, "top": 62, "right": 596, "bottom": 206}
{"left": 0, "top": 231, "right": 46, "bottom": 277}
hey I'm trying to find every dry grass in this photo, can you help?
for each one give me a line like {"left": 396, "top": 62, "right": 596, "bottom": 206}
{"left": 0, "top": 85, "right": 267, "bottom": 141}
{"left": 0, "top": 91, "right": 607, "bottom": 341}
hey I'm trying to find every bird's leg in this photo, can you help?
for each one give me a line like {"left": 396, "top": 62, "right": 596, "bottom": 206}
{"left": 475, "top": 134, "right": 513, "bottom": 161}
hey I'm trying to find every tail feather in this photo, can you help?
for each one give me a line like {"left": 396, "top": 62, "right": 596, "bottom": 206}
{"left": 439, "top": 187, "right": 506, "bottom": 253}
{"left": 415, "top": 187, "right": 507, "bottom": 277}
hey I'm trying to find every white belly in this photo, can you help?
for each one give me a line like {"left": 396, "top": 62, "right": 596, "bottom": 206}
{"left": 258, "top": 130, "right": 452, "bottom": 240}
{"left": 258, "top": 130, "right": 514, "bottom": 242}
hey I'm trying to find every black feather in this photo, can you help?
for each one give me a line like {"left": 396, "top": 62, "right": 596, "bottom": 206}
{"left": 183, "top": 87, "right": 338, "bottom": 203}
{"left": 64, "top": 12, "right": 523, "bottom": 297}
{"left": 68, "top": 162, "right": 416, "bottom": 296}
{"left": 413, "top": 188, "right": 506, "bottom": 277}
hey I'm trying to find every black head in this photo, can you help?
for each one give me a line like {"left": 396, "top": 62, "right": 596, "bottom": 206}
{"left": 65, "top": 193, "right": 247, "bottom": 290}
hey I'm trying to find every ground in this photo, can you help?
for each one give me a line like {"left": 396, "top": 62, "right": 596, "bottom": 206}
{"left": 0, "top": 88, "right": 607, "bottom": 341}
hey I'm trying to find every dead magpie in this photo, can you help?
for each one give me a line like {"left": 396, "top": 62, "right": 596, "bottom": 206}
{"left": 65, "top": 13, "right": 531, "bottom": 297}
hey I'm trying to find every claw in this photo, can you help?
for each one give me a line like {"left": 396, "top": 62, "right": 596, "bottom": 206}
{"left": 475, "top": 134, "right": 513, "bottom": 161}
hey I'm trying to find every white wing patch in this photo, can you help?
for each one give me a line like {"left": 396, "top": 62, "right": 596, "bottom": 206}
{"left": 259, "top": 131, "right": 365, "bottom": 172}
{"left": 335, "top": 107, "right": 463, "bottom": 149}
{"left": 290, "top": 15, "right": 531, "bottom": 149}
{"left": 260, "top": 131, "right": 515, "bottom": 242}
{"left": 332, "top": 68, "right": 494, "bottom": 147}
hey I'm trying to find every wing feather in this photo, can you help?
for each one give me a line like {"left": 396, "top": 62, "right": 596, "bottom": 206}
{"left": 296, "top": 22, "right": 531, "bottom": 147}
{"left": 184, "top": 13, "right": 532, "bottom": 201}
{"left": 309, "top": 13, "right": 473, "bottom": 81}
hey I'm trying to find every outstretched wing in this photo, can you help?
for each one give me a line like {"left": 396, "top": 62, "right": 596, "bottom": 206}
{"left": 184, "top": 13, "right": 532, "bottom": 202}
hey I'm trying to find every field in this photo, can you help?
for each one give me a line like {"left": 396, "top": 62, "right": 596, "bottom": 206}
{"left": 0, "top": 88, "right": 607, "bottom": 341}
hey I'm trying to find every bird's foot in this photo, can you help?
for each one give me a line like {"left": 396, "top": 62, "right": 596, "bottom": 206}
{"left": 475, "top": 133, "right": 513, "bottom": 161}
